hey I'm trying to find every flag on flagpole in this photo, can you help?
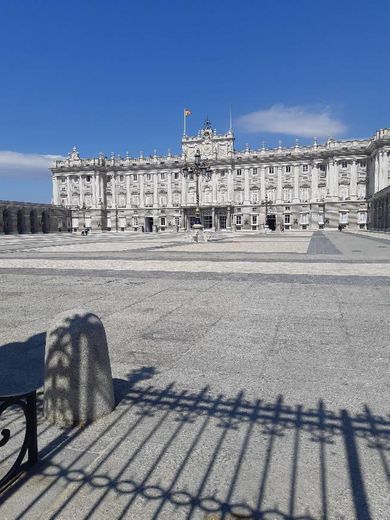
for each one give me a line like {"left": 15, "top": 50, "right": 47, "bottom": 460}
{"left": 184, "top": 108, "right": 192, "bottom": 116}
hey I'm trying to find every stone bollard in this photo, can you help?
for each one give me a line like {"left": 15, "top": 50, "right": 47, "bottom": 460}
{"left": 44, "top": 310, "right": 115, "bottom": 426}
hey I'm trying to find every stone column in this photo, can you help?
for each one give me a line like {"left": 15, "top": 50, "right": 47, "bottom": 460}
{"left": 139, "top": 173, "right": 144, "bottom": 208}
{"left": 153, "top": 172, "right": 158, "bottom": 207}
{"left": 52, "top": 176, "right": 59, "bottom": 205}
{"left": 126, "top": 174, "right": 131, "bottom": 206}
{"left": 379, "top": 150, "right": 388, "bottom": 191}
{"left": 328, "top": 160, "right": 338, "bottom": 199}
{"left": 244, "top": 167, "right": 250, "bottom": 205}
{"left": 293, "top": 164, "right": 300, "bottom": 203}
{"left": 227, "top": 168, "right": 233, "bottom": 203}
{"left": 276, "top": 166, "right": 282, "bottom": 204}
{"left": 350, "top": 159, "right": 357, "bottom": 200}
{"left": 180, "top": 208, "right": 186, "bottom": 231}
{"left": 227, "top": 206, "right": 231, "bottom": 230}
{"left": 212, "top": 171, "right": 217, "bottom": 204}
{"left": 66, "top": 175, "right": 71, "bottom": 206}
{"left": 79, "top": 176, "right": 84, "bottom": 206}
{"left": 260, "top": 166, "right": 266, "bottom": 201}
{"left": 311, "top": 163, "right": 319, "bottom": 202}
{"left": 92, "top": 174, "right": 97, "bottom": 207}
{"left": 167, "top": 172, "right": 173, "bottom": 206}
{"left": 181, "top": 174, "right": 187, "bottom": 205}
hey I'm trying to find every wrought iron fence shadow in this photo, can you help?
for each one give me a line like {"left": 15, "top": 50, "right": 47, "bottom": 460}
{"left": 1, "top": 368, "right": 389, "bottom": 520}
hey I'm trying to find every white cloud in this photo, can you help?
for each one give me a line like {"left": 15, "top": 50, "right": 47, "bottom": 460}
{"left": 236, "top": 104, "right": 347, "bottom": 138}
{"left": 0, "top": 151, "right": 64, "bottom": 179}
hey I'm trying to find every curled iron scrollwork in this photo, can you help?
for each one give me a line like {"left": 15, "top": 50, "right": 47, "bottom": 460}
{"left": 0, "top": 391, "right": 38, "bottom": 494}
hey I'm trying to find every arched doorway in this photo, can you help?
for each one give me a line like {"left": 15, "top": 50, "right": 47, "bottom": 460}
{"left": 41, "top": 211, "right": 49, "bottom": 233}
{"left": 17, "top": 210, "right": 23, "bottom": 234}
{"left": 30, "top": 210, "right": 37, "bottom": 233}
{"left": 3, "top": 209, "right": 10, "bottom": 234}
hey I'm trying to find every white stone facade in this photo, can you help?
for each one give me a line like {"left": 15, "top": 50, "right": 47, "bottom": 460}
{"left": 51, "top": 123, "right": 390, "bottom": 232}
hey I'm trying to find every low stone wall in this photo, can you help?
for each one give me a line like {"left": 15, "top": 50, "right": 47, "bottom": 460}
{"left": 0, "top": 201, "right": 71, "bottom": 234}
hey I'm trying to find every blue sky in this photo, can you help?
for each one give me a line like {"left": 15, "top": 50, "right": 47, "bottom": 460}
{"left": 0, "top": 0, "right": 389, "bottom": 202}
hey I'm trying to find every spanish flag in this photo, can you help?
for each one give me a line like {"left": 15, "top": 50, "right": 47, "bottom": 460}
{"left": 184, "top": 108, "right": 192, "bottom": 116}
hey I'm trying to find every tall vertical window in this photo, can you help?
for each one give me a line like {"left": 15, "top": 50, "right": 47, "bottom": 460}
{"left": 300, "top": 187, "right": 309, "bottom": 202}
{"left": 250, "top": 190, "right": 259, "bottom": 203}
{"left": 283, "top": 188, "right": 292, "bottom": 202}
{"left": 285, "top": 166, "right": 291, "bottom": 173}
{"left": 302, "top": 165, "right": 308, "bottom": 172}
{"left": 236, "top": 169, "right": 242, "bottom": 176}
{"left": 268, "top": 166, "right": 274, "bottom": 174}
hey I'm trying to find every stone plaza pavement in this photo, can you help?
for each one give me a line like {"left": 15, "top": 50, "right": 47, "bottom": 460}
{"left": 0, "top": 230, "right": 389, "bottom": 519}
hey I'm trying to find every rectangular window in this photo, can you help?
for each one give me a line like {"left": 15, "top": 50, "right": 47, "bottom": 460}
{"left": 160, "top": 217, "right": 166, "bottom": 226}
{"left": 300, "top": 187, "right": 309, "bottom": 202}
{"left": 341, "top": 161, "right": 348, "bottom": 169}
{"left": 220, "top": 169, "right": 226, "bottom": 177}
{"left": 86, "top": 175, "right": 91, "bottom": 182}
{"left": 160, "top": 173, "right": 165, "bottom": 180}
{"left": 61, "top": 177, "right": 66, "bottom": 182}
{"left": 250, "top": 191, "right": 259, "bottom": 203}
{"left": 236, "top": 169, "right": 242, "bottom": 176}
{"left": 285, "top": 166, "right": 291, "bottom": 173}
{"left": 252, "top": 167, "right": 258, "bottom": 175}
{"left": 174, "top": 216, "right": 180, "bottom": 226}
{"left": 269, "top": 166, "right": 274, "bottom": 174}
{"left": 320, "top": 164, "right": 326, "bottom": 171}
{"left": 146, "top": 173, "right": 151, "bottom": 181}
{"left": 358, "top": 184, "right": 366, "bottom": 199}
{"left": 133, "top": 217, "right": 138, "bottom": 227}
{"left": 358, "top": 211, "right": 367, "bottom": 223}
{"left": 119, "top": 175, "right": 124, "bottom": 182}
{"left": 283, "top": 188, "right": 292, "bottom": 202}
{"left": 251, "top": 215, "right": 258, "bottom": 225}
{"left": 284, "top": 214, "right": 291, "bottom": 224}
{"left": 358, "top": 160, "right": 366, "bottom": 167}
{"left": 302, "top": 165, "right": 308, "bottom": 172}
{"left": 236, "top": 215, "right": 242, "bottom": 225}
{"left": 174, "top": 172, "right": 179, "bottom": 179}
{"left": 133, "top": 174, "right": 138, "bottom": 181}
{"left": 300, "top": 213, "right": 309, "bottom": 225}
{"left": 339, "top": 211, "right": 348, "bottom": 224}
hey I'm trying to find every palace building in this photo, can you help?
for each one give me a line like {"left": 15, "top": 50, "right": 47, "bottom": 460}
{"left": 50, "top": 121, "right": 390, "bottom": 233}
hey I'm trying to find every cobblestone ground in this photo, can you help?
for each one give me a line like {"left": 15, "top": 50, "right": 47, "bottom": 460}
{"left": 0, "top": 230, "right": 389, "bottom": 519}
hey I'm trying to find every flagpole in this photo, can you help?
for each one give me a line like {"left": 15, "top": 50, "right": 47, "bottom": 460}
{"left": 183, "top": 109, "right": 186, "bottom": 137}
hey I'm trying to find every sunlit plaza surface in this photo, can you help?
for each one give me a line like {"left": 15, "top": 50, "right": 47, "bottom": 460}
{"left": 0, "top": 230, "right": 389, "bottom": 519}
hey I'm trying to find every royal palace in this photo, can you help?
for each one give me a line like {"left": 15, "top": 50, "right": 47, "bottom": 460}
{"left": 2, "top": 120, "right": 390, "bottom": 235}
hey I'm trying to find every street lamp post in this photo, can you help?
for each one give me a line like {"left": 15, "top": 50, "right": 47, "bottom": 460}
{"left": 182, "top": 149, "right": 212, "bottom": 230}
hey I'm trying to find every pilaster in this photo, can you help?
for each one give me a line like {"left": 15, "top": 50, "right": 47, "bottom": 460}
{"left": 350, "top": 159, "right": 357, "bottom": 200}
{"left": 311, "top": 163, "right": 319, "bottom": 202}
{"left": 167, "top": 172, "right": 173, "bottom": 206}
{"left": 260, "top": 166, "right": 266, "bottom": 201}
{"left": 126, "top": 174, "right": 131, "bottom": 206}
{"left": 139, "top": 173, "right": 144, "bottom": 208}
{"left": 293, "top": 164, "right": 299, "bottom": 203}
{"left": 244, "top": 167, "right": 250, "bottom": 204}
{"left": 153, "top": 172, "right": 158, "bottom": 207}
{"left": 276, "top": 166, "right": 282, "bottom": 204}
